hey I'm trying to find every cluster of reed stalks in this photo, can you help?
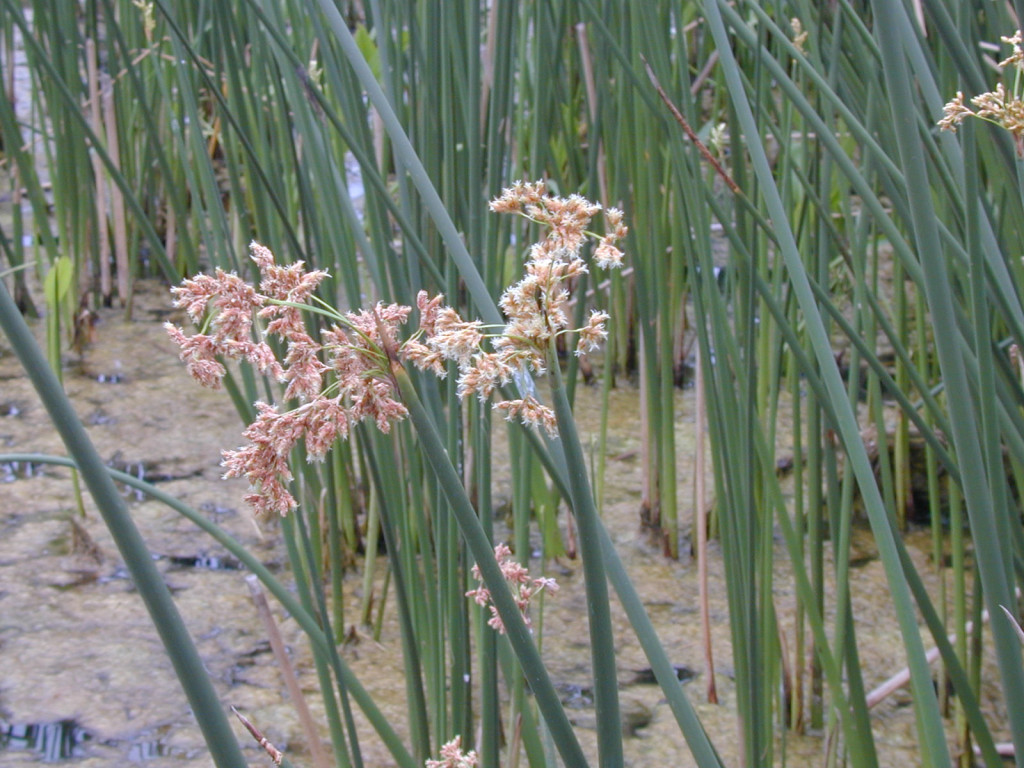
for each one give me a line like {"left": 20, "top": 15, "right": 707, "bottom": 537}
{"left": 4, "top": 2, "right": 1024, "bottom": 766}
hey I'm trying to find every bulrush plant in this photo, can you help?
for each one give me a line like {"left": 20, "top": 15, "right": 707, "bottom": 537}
{"left": 466, "top": 542, "right": 559, "bottom": 635}
{"left": 166, "top": 182, "right": 626, "bottom": 767}
{"left": 425, "top": 737, "right": 479, "bottom": 768}
{"left": 939, "top": 30, "right": 1024, "bottom": 155}
{"left": 166, "top": 184, "right": 624, "bottom": 517}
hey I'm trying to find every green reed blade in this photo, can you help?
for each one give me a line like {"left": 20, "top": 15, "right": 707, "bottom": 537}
{"left": 391, "top": 361, "right": 589, "bottom": 768}
{"left": 871, "top": 3, "right": 1024, "bottom": 763}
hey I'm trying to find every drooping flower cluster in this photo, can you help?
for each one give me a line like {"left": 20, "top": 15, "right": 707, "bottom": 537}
{"left": 167, "top": 185, "right": 625, "bottom": 517}
{"left": 438, "top": 180, "right": 626, "bottom": 435}
{"left": 165, "top": 241, "right": 329, "bottom": 395}
{"left": 166, "top": 242, "right": 415, "bottom": 516}
{"left": 465, "top": 543, "right": 559, "bottom": 634}
{"left": 939, "top": 31, "right": 1024, "bottom": 154}
{"left": 425, "top": 736, "right": 478, "bottom": 768}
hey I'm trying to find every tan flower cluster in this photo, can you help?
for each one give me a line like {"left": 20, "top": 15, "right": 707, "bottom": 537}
{"left": 168, "top": 186, "right": 626, "bottom": 516}
{"left": 1000, "top": 29, "right": 1024, "bottom": 70}
{"left": 167, "top": 242, "right": 416, "bottom": 516}
{"left": 425, "top": 736, "right": 478, "bottom": 768}
{"left": 939, "top": 31, "right": 1024, "bottom": 154}
{"left": 489, "top": 180, "right": 627, "bottom": 270}
{"left": 790, "top": 18, "right": 808, "bottom": 55}
{"left": 466, "top": 181, "right": 626, "bottom": 434}
{"left": 131, "top": 0, "right": 155, "bottom": 42}
{"left": 465, "top": 543, "right": 559, "bottom": 634}
{"left": 402, "top": 182, "right": 626, "bottom": 436}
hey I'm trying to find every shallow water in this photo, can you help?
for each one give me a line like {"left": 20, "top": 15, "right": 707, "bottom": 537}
{"left": 0, "top": 281, "right": 1008, "bottom": 767}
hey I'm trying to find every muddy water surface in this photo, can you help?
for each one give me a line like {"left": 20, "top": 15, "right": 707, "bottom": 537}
{"left": 0, "top": 282, "right": 1004, "bottom": 767}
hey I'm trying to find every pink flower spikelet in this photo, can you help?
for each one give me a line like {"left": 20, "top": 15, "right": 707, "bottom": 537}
{"left": 466, "top": 543, "right": 558, "bottom": 634}
{"left": 938, "top": 31, "right": 1024, "bottom": 155}
{"left": 165, "top": 265, "right": 283, "bottom": 388}
{"left": 169, "top": 193, "right": 626, "bottom": 515}
{"left": 425, "top": 736, "right": 478, "bottom": 768}
{"left": 450, "top": 181, "right": 627, "bottom": 435}
{"left": 377, "top": 184, "right": 629, "bottom": 439}
{"left": 168, "top": 242, "right": 419, "bottom": 516}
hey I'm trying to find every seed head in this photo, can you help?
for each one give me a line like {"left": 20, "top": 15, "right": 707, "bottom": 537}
{"left": 170, "top": 189, "right": 628, "bottom": 515}
{"left": 168, "top": 244, "right": 415, "bottom": 516}
{"left": 466, "top": 543, "right": 559, "bottom": 634}
{"left": 425, "top": 736, "right": 478, "bottom": 768}
{"left": 939, "top": 32, "right": 1024, "bottom": 155}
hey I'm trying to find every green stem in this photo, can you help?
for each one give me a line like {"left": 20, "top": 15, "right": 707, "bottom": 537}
{"left": 871, "top": 2, "right": 1023, "bottom": 764}
{"left": 389, "top": 360, "right": 589, "bottom": 768}
{"left": 547, "top": 352, "right": 622, "bottom": 768}
{"left": 310, "top": 0, "right": 502, "bottom": 329}
{"left": 704, "top": 1, "right": 943, "bottom": 764}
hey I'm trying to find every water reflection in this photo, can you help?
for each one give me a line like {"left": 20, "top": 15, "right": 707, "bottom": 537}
{"left": 0, "top": 459, "right": 45, "bottom": 482}
{"left": 0, "top": 719, "right": 181, "bottom": 763}
{"left": 1, "top": 720, "right": 91, "bottom": 761}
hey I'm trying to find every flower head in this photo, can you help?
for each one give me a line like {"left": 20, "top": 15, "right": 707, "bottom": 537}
{"left": 939, "top": 31, "right": 1024, "bottom": 155}
{"left": 1000, "top": 30, "right": 1024, "bottom": 70}
{"left": 466, "top": 543, "right": 558, "bottom": 634}
{"left": 168, "top": 243, "right": 413, "bottom": 516}
{"left": 790, "top": 17, "right": 808, "bottom": 54}
{"left": 425, "top": 737, "right": 478, "bottom": 768}
{"left": 170, "top": 191, "right": 627, "bottom": 515}
{"left": 438, "top": 182, "right": 627, "bottom": 435}
{"left": 132, "top": 0, "right": 155, "bottom": 41}
{"left": 938, "top": 91, "right": 972, "bottom": 133}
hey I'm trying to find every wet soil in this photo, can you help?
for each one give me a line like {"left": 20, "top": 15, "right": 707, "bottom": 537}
{"left": 0, "top": 282, "right": 1009, "bottom": 767}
